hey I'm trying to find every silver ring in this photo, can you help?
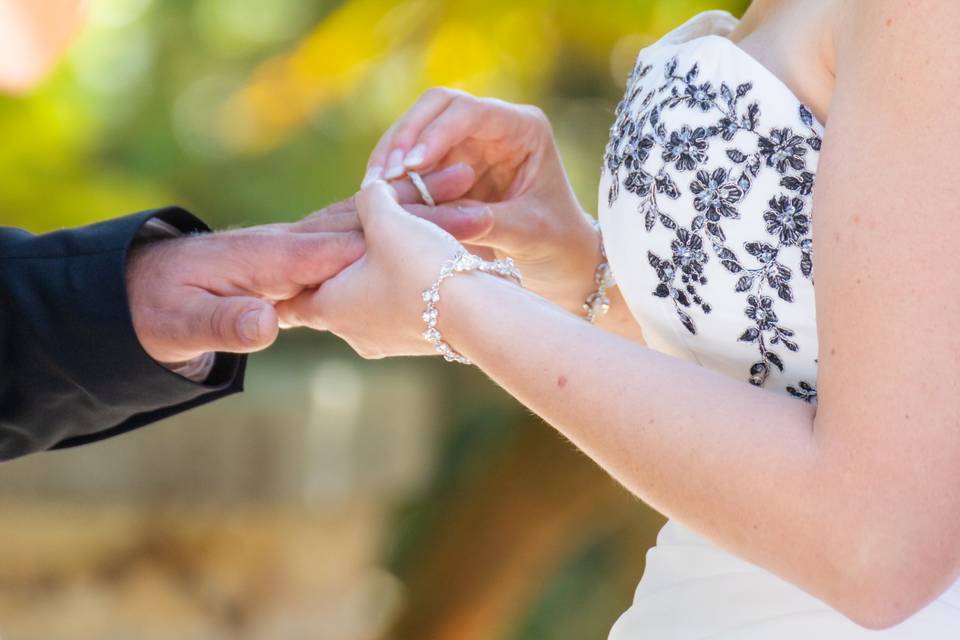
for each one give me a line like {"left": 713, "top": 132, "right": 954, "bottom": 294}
{"left": 407, "top": 171, "right": 435, "bottom": 207}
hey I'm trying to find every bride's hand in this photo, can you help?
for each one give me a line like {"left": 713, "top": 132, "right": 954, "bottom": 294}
{"left": 364, "top": 88, "right": 602, "bottom": 314}
{"left": 274, "top": 181, "right": 467, "bottom": 359}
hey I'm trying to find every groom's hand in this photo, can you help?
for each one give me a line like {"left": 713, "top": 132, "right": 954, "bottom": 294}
{"left": 126, "top": 224, "right": 364, "bottom": 365}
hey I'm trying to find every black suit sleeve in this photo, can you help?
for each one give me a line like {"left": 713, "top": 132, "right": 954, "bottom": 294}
{"left": 0, "top": 207, "right": 246, "bottom": 461}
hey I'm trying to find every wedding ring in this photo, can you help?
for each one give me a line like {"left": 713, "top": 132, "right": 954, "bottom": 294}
{"left": 407, "top": 171, "right": 436, "bottom": 207}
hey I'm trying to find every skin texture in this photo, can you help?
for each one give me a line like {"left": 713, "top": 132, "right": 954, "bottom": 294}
{"left": 280, "top": 0, "right": 960, "bottom": 629}
{"left": 130, "top": 165, "right": 486, "bottom": 365}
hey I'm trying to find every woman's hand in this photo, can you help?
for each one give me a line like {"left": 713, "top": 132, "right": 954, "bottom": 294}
{"left": 364, "top": 88, "right": 602, "bottom": 314}
{"left": 275, "top": 181, "right": 470, "bottom": 359}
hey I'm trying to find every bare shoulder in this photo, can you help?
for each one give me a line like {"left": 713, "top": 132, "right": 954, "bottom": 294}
{"left": 835, "top": 0, "right": 960, "bottom": 66}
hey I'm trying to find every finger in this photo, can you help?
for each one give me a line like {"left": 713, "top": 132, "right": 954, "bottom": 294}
{"left": 274, "top": 288, "right": 326, "bottom": 331}
{"left": 390, "top": 162, "right": 476, "bottom": 205}
{"left": 280, "top": 231, "right": 366, "bottom": 287}
{"left": 404, "top": 203, "right": 494, "bottom": 242}
{"left": 409, "top": 99, "right": 544, "bottom": 173}
{"left": 297, "top": 163, "right": 477, "bottom": 234}
{"left": 439, "top": 196, "right": 542, "bottom": 252}
{"left": 366, "top": 88, "right": 465, "bottom": 180}
{"left": 355, "top": 180, "right": 402, "bottom": 229}
{"left": 180, "top": 292, "right": 280, "bottom": 354}
{"left": 219, "top": 229, "right": 365, "bottom": 294}
{"left": 290, "top": 207, "right": 361, "bottom": 234}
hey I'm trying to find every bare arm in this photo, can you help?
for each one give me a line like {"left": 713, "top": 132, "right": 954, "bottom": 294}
{"left": 279, "top": 0, "right": 960, "bottom": 628}
{"left": 437, "top": 1, "right": 960, "bottom": 627}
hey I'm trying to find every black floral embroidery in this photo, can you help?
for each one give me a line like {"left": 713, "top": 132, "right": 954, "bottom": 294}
{"left": 603, "top": 48, "right": 821, "bottom": 401}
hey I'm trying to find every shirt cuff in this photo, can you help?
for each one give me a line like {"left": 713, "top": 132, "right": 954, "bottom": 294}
{"left": 134, "top": 219, "right": 217, "bottom": 383}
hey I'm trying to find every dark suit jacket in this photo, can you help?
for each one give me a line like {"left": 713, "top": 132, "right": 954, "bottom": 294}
{"left": 0, "top": 208, "right": 245, "bottom": 461}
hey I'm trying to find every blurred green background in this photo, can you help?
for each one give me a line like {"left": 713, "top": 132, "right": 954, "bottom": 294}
{"left": 0, "top": 1, "right": 746, "bottom": 638}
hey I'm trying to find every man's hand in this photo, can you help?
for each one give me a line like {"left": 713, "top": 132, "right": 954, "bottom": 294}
{"left": 126, "top": 224, "right": 364, "bottom": 365}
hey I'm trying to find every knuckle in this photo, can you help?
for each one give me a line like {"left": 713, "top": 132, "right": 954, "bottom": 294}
{"left": 208, "top": 302, "right": 232, "bottom": 345}
{"left": 423, "top": 86, "right": 455, "bottom": 101}
{"left": 521, "top": 104, "right": 551, "bottom": 129}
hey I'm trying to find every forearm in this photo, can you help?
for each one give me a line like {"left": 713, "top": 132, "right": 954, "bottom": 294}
{"left": 440, "top": 272, "right": 893, "bottom": 617}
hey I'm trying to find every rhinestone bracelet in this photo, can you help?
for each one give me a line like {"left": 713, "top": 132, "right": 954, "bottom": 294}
{"left": 421, "top": 251, "right": 524, "bottom": 364}
{"left": 583, "top": 218, "right": 616, "bottom": 323}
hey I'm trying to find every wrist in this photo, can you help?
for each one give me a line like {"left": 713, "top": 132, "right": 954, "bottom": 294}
{"left": 534, "top": 213, "right": 605, "bottom": 315}
{"left": 419, "top": 252, "right": 522, "bottom": 363}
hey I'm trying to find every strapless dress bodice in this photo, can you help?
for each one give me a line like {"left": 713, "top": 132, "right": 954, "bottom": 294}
{"left": 599, "top": 9, "right": 819, "bottom": 402}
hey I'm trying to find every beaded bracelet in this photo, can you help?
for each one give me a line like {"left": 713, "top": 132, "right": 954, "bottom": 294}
{"left": 421, "top": 251, "right": 524, "bottom": 364}
{"left": 583, "top": 218, "right": 616, "bottom": 323}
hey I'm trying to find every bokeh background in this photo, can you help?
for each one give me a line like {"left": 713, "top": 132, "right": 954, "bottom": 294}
{"left": 0, "top": 0, "right": 746, "bottom": 638}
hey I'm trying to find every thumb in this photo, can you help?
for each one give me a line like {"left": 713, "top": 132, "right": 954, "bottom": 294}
{"left": 181, "top": 293, "right": 280, "bottom": 355}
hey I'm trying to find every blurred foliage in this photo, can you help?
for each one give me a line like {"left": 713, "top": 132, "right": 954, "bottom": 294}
{"left": 0, "top": 1, "right": 748, "bottom": 638}
{"left": 1, "top": 0, "right": 746, "bottom": 232}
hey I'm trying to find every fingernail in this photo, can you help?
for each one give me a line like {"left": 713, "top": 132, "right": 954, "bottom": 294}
{"left": 361, "top": 166, "right": 382, "bottom": 188}
{"left": 239, "top": 309, "right": 262, "bottom": 343}
{"left": 457, "top": 205, "right": 490, "bottom": 217}
{"left": 384, "top": 149, "right": 405, "bottom": 179}
{"left": 403, "top": 144, "right": 426, "bottom": 168}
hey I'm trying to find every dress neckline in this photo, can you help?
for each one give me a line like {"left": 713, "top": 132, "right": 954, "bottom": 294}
{"left": 650, "top": 10, "right": 826, "bottom": 132}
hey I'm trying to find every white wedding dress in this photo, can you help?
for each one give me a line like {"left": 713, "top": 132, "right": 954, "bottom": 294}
{"left": 598, "top": 9, "right": 960, "bottom": 638}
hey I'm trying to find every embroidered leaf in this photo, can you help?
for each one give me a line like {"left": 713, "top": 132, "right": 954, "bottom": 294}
{"left": 736, "top": 82, "right": 753, "bottom": 98}
{"left": 659, "top": 212, "right": 678, "bottom": 229}
{"left": 738, "top": 173, "right": 752, "bottom": 192}
{"left": 645, "top": 206, "right": 656, "bottom": 231}
{"left": 745, "top": 102, "right": 761, "bottom": 130}
{"left": 647, "top": 251, "right": 661, "bottom": 268}
{"left": 721, "top": 82, "right": 735, "bottom": 108}
{"left": 676, "top": 290, "right": 691, "bottom": 307}
{"left": 653, "top": 283, "right": 671, "bottom": 298}
{"left": 685, "top": 63, "right": 700, "bottom": 83}
{"left": 799, "top": 104, "right": 814, "bottom": 127}
{"left": 736, "top": 275, "right": 755, "bottom": 292}
{"left": 801, "top": 252, "right": 813, "bottom": 277}
{"left": 778, "top": 326, "right": 795, "bottom": 337}
{"left": 783, "top": 338, "right": 799, "bottom": 352}
{"left": 706, "top": 222, "right": 726, "bottom": 242}
{"left": 766, "top": 352, "right": 785, "bottom": 371}
{"left": 676, "top": 309, "right": 697, "bottom": 335}
{"left": 747, "top": 155, "right": 761, "bottom": 177}
{"left": 721, "top": 259, "right": 742, "bottom": 273}
{"left": 665, "top": 57, "right": 678, "bottom": 78}
{"left": 649, "top": 106, "right": 660, "bottom": 127}
{"left": 608, "top": 181, "right": 619, "bottom": 207}
{"left": 717, "top": 247, "right": 737, "bottom": 261}
{"left": 739, "top": 327, "right": 761, "bottom": 343}
{"left": 777, "top": 282, "right": 795, "bottom": 302}
{"left": 726, "top": 149, "right": 749, "bottom": 163}
{"left": 777, "top": 263, "right": 792, "bottom": 280}
{"left": 807, "top": 135, "right": 822, "bottom": 151}
{"left": 691, "top": 215, "right": 705, "bottom": 232}
{"left": 657, "top": 173, "right": 681, "bottom": 199}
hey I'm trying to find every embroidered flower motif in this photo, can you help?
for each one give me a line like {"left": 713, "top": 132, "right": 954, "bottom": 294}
{"left": 671, "top": 228, "right": 708, "bottom": 276}
{"left": 685, "top": 82, "right": 717, "bottom": 111}
{"left": 662, "top": 126, "right": 709, "bottom": 171}
{"left": 758, "top": 128, "right": 807, "bottom": 173}
{"left": 763, "top": 195, "right": 809, "bottom": 245}
{"left": 603, "top": 49, "right": 821, "bottom": 400}
{"left": 690, "top": 168, "right": 743, "bottom": 221}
